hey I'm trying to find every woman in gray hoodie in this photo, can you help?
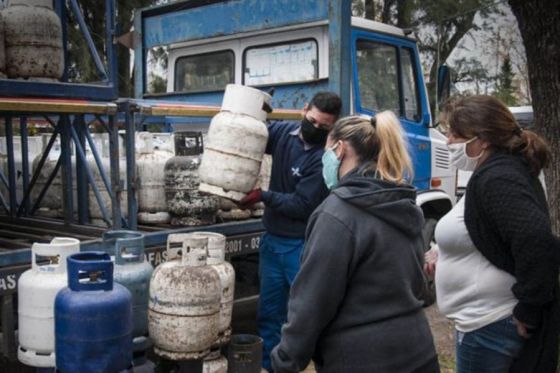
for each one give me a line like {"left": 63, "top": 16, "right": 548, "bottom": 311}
{"left": 271, "top": 113, "right": 439, "bottom": 373}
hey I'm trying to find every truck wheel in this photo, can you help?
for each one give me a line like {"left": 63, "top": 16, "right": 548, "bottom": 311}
{"left": 421, "top": 218, "right": 438, "bottom": 307}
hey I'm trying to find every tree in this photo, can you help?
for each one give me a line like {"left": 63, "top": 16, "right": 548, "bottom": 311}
{"left": 451, "top": 56, "right": 491, "bottom": 95}
{"left": 508, "top": 0, "right": 560, "bottom": 235}
{"left": 493, "top": 55, "right": 518, "bottom": 106}
{"left": 352, "top": 0, "right": 499, "bottom": 112}
{"left": 66, "top": 0, "right": 158, "bottom": 97}
{"left": 415, "top": 0, "right": 498, "bottom": 112}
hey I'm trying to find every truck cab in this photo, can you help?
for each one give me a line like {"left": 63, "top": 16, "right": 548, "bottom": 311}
{"left": 135, "top": 0, "right": 455, "bottom": 239}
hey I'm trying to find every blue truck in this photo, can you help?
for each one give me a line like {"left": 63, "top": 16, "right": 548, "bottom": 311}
{"left": 134, "top": 0, "right": 456, "bottom": 242}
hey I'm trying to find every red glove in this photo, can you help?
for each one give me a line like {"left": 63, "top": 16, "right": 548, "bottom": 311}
{"left": 239, "top": 188, "right": 262, "bottom": 209}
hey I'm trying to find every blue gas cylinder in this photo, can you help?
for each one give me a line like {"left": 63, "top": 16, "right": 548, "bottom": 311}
{"left": 101, "top": 230, "right": 153, "bottom": 341}
{"left": 55, "top": 252, "right": 133, "bottom": 373}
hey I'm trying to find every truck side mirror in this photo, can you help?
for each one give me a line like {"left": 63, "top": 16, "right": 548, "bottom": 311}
{"left": 437, "top": 65, "right": 451, "bottom": 106}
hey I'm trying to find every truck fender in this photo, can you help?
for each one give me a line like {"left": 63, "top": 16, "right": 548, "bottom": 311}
{"left": 415, "top": 190, "right": 454, "bottom": 307}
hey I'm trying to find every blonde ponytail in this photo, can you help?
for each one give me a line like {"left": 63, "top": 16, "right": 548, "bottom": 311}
{"left": 329, "top": 112, "right": 413, "bottom": 184}
{"left": 374, "top": 111, "right": 413, "bottom": 183}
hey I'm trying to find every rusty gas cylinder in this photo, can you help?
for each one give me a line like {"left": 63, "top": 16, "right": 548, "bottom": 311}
{"left": 148, "top": 233, "right": 221, "bottom": 360}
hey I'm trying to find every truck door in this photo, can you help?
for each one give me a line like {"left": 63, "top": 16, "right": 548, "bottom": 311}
{"left": 351, "top": 30, "right": 431, "bottom": 191}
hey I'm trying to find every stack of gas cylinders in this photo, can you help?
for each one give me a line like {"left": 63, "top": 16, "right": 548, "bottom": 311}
{"left": 16, "top": 230, "right": 240, "bottom": 372}
{"left": 0, "top": 83, "right": 273, "bottom": 227}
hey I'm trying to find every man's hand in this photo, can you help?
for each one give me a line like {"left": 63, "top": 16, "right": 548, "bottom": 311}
{"left": 239, "top": 188, "right": 262, "bottom": 209}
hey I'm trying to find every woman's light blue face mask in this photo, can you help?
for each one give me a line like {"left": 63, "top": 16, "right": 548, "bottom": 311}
{"left": 322, "top": 142, "right": 340, "bottom": 190}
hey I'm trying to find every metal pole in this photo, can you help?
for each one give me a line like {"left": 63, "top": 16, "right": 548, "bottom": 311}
{"left": 5, "top": 116, "right": 18, "bottom": 217}
{"left": 328, "top": 0, "right": 352, "bottom": 116}
{"left": 75, "top": 115, "right": 89, "bottom": 224}
{"left": 59, "top": 115, "right": 74, "bottom": 224}
{"left": 124, "top": 102, "right": 138, "bottom": 229}
{"left": 68, "top": 0, "right": 108, "bottom": 81}
{"left": 20, "top": 117, "right": 30, "bottom": 215}
{"left": 108, "top": 115, "right": 123, "bottom": 229}
{"left": 70, "top": 126, "right": 112, "bottom": 226}
{"left": 106, "top": 0, "right": 118, "bottom": 97}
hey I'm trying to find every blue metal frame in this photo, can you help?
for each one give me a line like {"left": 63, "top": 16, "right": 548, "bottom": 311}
{"left": 328, "top": 0, "right": 352, "bottom": 116}
{"left": 5, "top": 117, "right": 17, "bottom": 217}
{"left": 119, "top": 100, "right": 139, "bottom": 230}
{"left": 19, "top": 118, "right": 30, "bottom": 214}
{"left": 350, "top": 29, "right": 432, "bottom": 191}
{"left": 0, "top": 109, "right": 124, "bottom": 229}
{"left": 0, "top": 0, "right": 118, "bottom": 100}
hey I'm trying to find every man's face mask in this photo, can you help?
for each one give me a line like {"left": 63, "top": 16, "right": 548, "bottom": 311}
{"left": 301, "top": 116, "right": 329, "bottom": 145}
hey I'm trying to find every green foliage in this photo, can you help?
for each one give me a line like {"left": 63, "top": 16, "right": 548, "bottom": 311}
{"left": 452, "top": 56, "right": 491, "bottom": 95}
{"left": 66, "top": 0, "right": 158, "bottom": 97}
{"left": 493, "top": 55, "right": 518, "bottom": 105}
{"left": 149, "top": 73, "right": 167, "bottom": 94}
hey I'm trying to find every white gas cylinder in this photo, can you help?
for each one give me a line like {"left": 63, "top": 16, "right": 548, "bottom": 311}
{"left": 198, "top": 84, "right": 271, "bottom": 201}
{"left": 192, "top": 232, "right": 235, "bottom": 346}
{"left": 3, "top": 0, "right": 64, "bottom": 79}
{"left": 136, "top": 132, "right": 173, "bottom": 224}
{"left": 148, "top": 234, "right": 221, "bottom": 360}
{"left": 17, "top": 237, "right": 80, "bottom": 367}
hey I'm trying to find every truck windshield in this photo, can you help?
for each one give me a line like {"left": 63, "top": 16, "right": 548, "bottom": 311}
{"left": 174, "top": 50, "right": 234, "bottom": 92}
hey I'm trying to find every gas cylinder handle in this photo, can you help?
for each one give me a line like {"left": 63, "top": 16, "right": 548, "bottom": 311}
{"left": 191, "top": 231, "right": 226, "bottom": 264}
{"left": 67, "top": 252, "right": 114, "bottom": 291}
{"left": 102, "top": 230, "right": 145, "bottom": 265}
{"left": 181, "top": 236, "right": 208, "bottom": 267}
{"left": 166, "top": 233, "right": 191, "bottom": 260}
{"left": 32, "top": 237, "right": 80, "bottom": 273}
{"left": 166, "top": 233, "right": 208, "bottom": 266}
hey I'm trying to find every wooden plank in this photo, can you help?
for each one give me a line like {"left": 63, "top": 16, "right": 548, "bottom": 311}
{"left": 140, "top": 102, "right": 302, "bottom": 120}
{"left": 0, "top": 98, "right": 117, "bottom": 115}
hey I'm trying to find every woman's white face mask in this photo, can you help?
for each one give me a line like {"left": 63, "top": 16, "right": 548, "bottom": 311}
{"left": 447, "top": 136, "right": 485, "bottom": 171}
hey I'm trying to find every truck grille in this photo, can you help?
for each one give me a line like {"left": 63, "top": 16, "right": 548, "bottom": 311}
{"left": 434, "top": 146, "right": 450, "bottom": 169}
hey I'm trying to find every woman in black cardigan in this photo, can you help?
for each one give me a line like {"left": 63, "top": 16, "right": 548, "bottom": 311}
{"left": 425, "top": 95, "right": 559, "bottom": 372}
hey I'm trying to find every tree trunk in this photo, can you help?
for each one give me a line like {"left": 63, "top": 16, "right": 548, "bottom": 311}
{"left": 364, "top": 0, "right": 376, "bottom": 20}
{"left": 508, "top": 0, "right": 560, "bottom": 235}
{"left": 381, "top": 0, "right": 395, "bottom": 23}
{"left": 396, "top": 0, "right": 412, "bottom": 28}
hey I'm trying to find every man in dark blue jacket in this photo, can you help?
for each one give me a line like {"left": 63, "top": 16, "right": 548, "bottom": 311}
{"left": 240, "top": 92, "right": 342, "bottom": 372}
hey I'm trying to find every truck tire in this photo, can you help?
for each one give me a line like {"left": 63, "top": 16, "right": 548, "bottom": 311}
{"left": 421, "top": 218, "right": 438, "bottom": 307}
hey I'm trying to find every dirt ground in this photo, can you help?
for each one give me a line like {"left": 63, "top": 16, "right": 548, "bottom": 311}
{"left": 425, "top": 305, "right": 456, "bottom": 372}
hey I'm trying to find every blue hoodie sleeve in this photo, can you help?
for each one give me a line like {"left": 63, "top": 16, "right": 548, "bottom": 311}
{"left": 271, "top": 210, "right": 355, "bottom": 372}
{"left": 260, "top": 156, "right": 329, "bottom": 221}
